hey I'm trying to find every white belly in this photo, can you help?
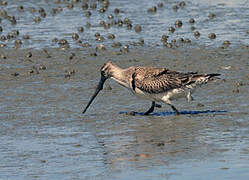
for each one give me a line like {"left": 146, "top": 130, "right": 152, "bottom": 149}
{"left": 132, "top": 87, "right": 187, "bottom": 103}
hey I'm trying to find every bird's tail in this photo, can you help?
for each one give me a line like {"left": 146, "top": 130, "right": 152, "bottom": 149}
{"left": 185, "top": 73, "right": 221, "bottom": 89}
{"left": 206, "top": 73, "right": 221, "bottom": 81}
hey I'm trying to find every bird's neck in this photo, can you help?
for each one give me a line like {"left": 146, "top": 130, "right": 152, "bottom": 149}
{"left": 110, "top": 65, "right": 131, "bottom": 88}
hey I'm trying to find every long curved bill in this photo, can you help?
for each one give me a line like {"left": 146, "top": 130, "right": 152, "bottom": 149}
{"left": 82, "top": 75, "right": 107, "bottom": 114}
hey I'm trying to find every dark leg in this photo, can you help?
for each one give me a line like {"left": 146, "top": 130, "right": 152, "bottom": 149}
{"left": 144, "top": 101, "right": 155, "bottom": 115}
{"left": 155, "top": 103, "right": 162, "bottom": 108}
{"left": 170, "top": 104, "right": 180, "bottom": 115}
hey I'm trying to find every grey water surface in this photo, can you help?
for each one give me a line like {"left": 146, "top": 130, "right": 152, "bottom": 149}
{"left": 0, "top": 0, "right": 249, "bottom": 180}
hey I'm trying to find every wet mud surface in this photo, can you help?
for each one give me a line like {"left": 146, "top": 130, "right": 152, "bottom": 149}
{"left": 1, "top": 0, "right": 249, "bottom": 179}
{"left": 0, "top": 46, "right": 249, "bottom": 180}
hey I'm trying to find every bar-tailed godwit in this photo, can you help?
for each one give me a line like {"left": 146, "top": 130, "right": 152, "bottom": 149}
{"left": 83, "top": 61, "right": 220, "bottom": 115}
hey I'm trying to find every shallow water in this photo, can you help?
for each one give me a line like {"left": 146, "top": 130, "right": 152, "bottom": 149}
{"left": 0, "top": 46, "right": 249, "bottom": 179}
{"left": 0, "top": 0, "right": 249, "bottom": 49}
{"left": 1, "top": 0, "right": 249, "bottom": 179}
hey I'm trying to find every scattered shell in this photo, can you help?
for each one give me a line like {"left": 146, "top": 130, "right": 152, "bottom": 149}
{"left": 189, "top": 18, "right": 195, "bottom": 24}
{"left": 157, "top": 2, "right": 164, "bottom": 8}
{"left": 11, "top": 72, "right": 19, "bottom": 76}
{"left": 114, "top": 8, "right": 120, "bottom": 14}
{"left": 105, "top": 84, "right": 112, "bottom": 90}
{"left": 135, "top": 24, "right": 142, "bottom": 33}
{"left": 82, "top": 2, "right": 88, "bottom": 10}
{"left": 34, "top": 16, "right": 41, "bottom": 23}
{"left": 208, "top": 13, "right": 216, "bottom": 19}
{"left": 107, "top": 33, "right": 115, "bottom": 39}
{"left": 39, "top": 65, "right": 47, "bottom": 70}
{"left": 147, "top": 6, "right": 157, "bottom": 13}
{"left": 175, "top": 20, "right": 182, "bottom": 28}
{"left": 208, "top": 33, "right": 216, "bottom": 39}
{"left": 172, "top": 5, "right": 179, "bottom": 10}
{"left": 194, "top": 31, "right": 200, "bottom": 37}
{"left": 112, "top": 42, "right": 122, "bottom": 48}
{"left": 90, "top": 2, "right": 97, "bottom": 9}
{"left": 138, "top": 39, "right": 144, "bottom": 46}
{"left": 169, "top": 26, "right": 175, "bottom": 33}
{"left": 223, "top": 40, "right": 230, "bottom": 45}
{"left": 78, "top": 27, "right": 84, "bottom": 33}
{"left": 190, "top": 26, "right": 196, "bottom": 31}
{"left": 96, "top": 44, "right": 106, "bottom": 51}
{"left": 179, "top": 1, "right": 186, "bottom": 7}
{"left": 69, "top": 52, "right": 75, "bottom": 59}
{"left": 184, "top": 39, "right": 191, "bottom": 43}
{"left": 72, "top": 33, "right": 79, "bottom": 40}
{"left": 108, "top": 14, "right": 114, "bottom": 19}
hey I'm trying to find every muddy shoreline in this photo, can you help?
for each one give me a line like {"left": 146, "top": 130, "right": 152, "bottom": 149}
{"left": 1, "top": 45, "right": 249, "bottom": 180}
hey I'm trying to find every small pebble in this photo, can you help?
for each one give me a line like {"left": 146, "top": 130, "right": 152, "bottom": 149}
{"left": 175, "top": 20, "right": 182, "bottom": 28}
{"left": 26, "top": 52, "right": 32, "bottom": 58}
{"left": 127, "top": 111, "right": 136, "bottom": 116}
{"left": 179, "top": 1, "right": 186, "bottom": 7}
{"left": 189, "top": 18, "right": 195, "bottom": 24}
{"left": 232, "top": 88, "right": 239, "bottom": 93}
{"left": 69, "top": 52, "right": 75, "bottom": 59}
{"left": 185, "top": 39, "right": 191, "bottom": 43}
{"left": 114, "top": 8, "right": 120, "bottom": 14}
{"left": 90, "top": 2, "right": 97, "bottom": 9}
{"left": 169, "top": 26, "right": 175, "bottom": 33}
{"left": 78, "top": 27, "right": 84, "bottom": 33}
{"left": 72, "top": 33, "right": 79, "bottom": 40}
{"left": 85, "top": 11, "right": 91, "bottom": 17}
{"left": 223, "top": 40, "right": 230, "bottom": 45}
{"left": 147, "top": 6, "right": 157, "bottom": 13}
{"left": 138, "top": 39, "right": 144, "bottom": 46}
{"left": 112, "top": 42, "right": 122, "bottom": 48}
{"left": 23, "top": 34, "right": 30, "bottom": 40}
{"left": 34, "top": 16, "right": 41, "bottom": 23}
{"left": 0, "top": 54, "right": 6, "bottom": 59}
{"left": 105, "top": 84, "right": 112, "bottom": 90}
{"left": 12, "top": 72, "right": 19, "bottom": 76}
{"left": 208, "top": 13, "right": 216, "bottom": 19}
{"left": 190, "top": 26, "right": 196, "bottom": 31}
{"left": 197, "top": 103, "right": 204, "bottom": 107}
{"left": 208, "top": 33, "right": 216, "bottom": 39}
{"left": 157, "top": 2, "right": 164, "bottom": 8}
{"left": 194, "top": 31, "right": 200, "bottom": 37}
{"left": 96, "top": 44, "right": 106, "bottom": 51}
{"left": 135, "top": 24, "right": 142, "bottom": 33}
{"left": 107, "top": 33, "right": 115, "bottom": 39}
{"left": 157, "top": 142, "right": 165, "bottom": 146}
{"left": 90, "top": 52, "right": 97, "bottom": 56}
{"left": 108, "top": 14, "right": 113, "bottom": 19}
{"left": 82, "top": 2, "right": 88, "bottom": 10}
{"left": 39, "top": 65, "right": 46, "bottom": 70}
{"left": 172, "top": 5, "right": 179, "bottom": 10}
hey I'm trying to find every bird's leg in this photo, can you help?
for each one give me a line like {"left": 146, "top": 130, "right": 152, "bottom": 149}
{"left": 144, "top": 101, "right": 155, "bottom": 115}
{"left": 155, "top": 103, "right": 162, "bottom": 108}
{"left": 170, "top": 104, "right": 180, "bottom": 115}
{"left": 166, "top": 101, "right": 180, "bottom": 115}
{"left": 186, "top": 91, "right": 194, "bottom": 102}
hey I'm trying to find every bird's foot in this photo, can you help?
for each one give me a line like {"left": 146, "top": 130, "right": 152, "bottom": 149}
{"left": 155, "top": 104, "right": 162, "bottom": 108}
{"left": 144, "top": 111, "right": 151, "bottom": 116}
{"left": 174, "top": 110, "right": 180, "bottom": 115}
{"left": 127, "top": 111, "right": 137, "bottom": 116}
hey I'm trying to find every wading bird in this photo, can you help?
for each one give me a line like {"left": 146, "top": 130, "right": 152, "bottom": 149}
{"left": 82, "top": 61, "right": 220, "bottom": 115}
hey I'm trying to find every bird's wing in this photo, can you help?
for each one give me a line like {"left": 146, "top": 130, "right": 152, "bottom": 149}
{"left": 132, "top": 67, "right": 197, "bottom": 93}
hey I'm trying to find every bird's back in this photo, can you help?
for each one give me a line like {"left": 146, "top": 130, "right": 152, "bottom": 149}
{"left": 132, "top": 66, "right": 220, "bottom": 94}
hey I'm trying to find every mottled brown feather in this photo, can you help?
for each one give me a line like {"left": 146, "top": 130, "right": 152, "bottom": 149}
{"left": 133, "top": 67, "right": 199, "bottom": 94}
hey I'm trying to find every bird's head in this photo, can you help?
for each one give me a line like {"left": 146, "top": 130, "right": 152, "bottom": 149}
{"left": 82, "top": 60, "right": 114, "bottom": 114}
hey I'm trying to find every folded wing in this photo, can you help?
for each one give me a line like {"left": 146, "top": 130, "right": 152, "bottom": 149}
{"left": 132, "top": 67, "right": 199, "bottom": 94}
